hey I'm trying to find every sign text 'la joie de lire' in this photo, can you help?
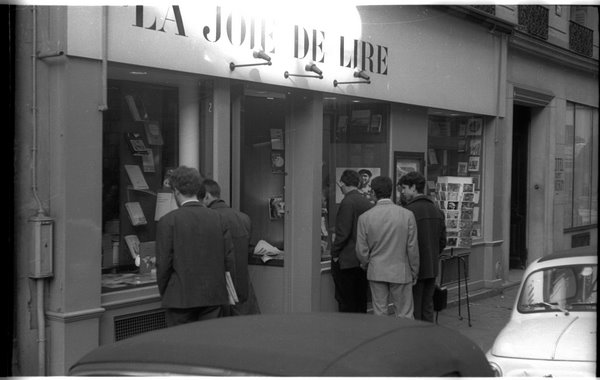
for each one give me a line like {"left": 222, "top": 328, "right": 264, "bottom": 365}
{"left": 132, "top": 5, "right": 389, "bottom": 76}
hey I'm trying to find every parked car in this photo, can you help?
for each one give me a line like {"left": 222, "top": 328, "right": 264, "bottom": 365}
{"left": 69, "top": 312, "right": 493, "bottom": 376}
{"left": 486, "top": 247, "right": 597, "bottom": 377}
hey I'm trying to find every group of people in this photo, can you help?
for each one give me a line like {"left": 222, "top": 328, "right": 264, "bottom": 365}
{"left": 331, "top": 169, "right": 446, "bottom": 321}
{"left": 157, "top": 165, "right": 445, "bottom": 327}
{"left": 155, "top": 166, "right": 260, "bottom": 327}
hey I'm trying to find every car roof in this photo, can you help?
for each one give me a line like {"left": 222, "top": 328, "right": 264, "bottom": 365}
{"left": 537, "top": 246, "right": 598, "bottom": 264}
{"left": 69, "top": 312, "right": 492, "bottom": 377}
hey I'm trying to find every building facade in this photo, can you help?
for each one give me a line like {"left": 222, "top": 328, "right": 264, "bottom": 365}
{"left": 12, "top": 4, "right": 598, "bottom": 375}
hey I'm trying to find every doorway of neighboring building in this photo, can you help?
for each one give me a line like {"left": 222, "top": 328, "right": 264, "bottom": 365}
{"left": 510, "top": 105, "right": 530, "bottom": 269}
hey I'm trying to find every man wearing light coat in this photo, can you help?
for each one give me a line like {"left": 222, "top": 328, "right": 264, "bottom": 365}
{"left": 356, "top": 175, "right": 420, "bottom": 317}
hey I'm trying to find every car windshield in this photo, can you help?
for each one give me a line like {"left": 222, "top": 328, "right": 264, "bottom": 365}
{"left": 518, "top": 263, "right": 597, "bottom": 314}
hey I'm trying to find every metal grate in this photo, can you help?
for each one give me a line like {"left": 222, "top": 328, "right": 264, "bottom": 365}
{"left": 518, "top": 5, "right": 549, "bottom": 40}
{"left": 114, "top": 309, "right": 167, "bottom": 341}
{"left": 569, "top": 21, "right": 593, "bottom": 57}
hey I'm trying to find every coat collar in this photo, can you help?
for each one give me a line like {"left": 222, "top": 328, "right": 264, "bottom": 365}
{"left": 407, "top": 194, "right": 434, "bottom": 205}
{"left": 181, "top": 200, "right": 204, "bottom": 207}
{"left": 208, "top": 199, "right": 229, "bottom": 209}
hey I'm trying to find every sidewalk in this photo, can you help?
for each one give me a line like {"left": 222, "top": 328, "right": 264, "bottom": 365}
{"left": 435, "top": 269, "right": 523, "bottom": 353}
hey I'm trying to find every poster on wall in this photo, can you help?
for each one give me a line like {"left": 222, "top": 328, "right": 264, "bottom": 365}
{"left": 268, "top": 196, "right": 285, "bottom": 220}
{"left": 335, "top": 167, "right": 381, "bottom": 203}
{"left": 435, "top": 176, "right": 474, "bottom": 249}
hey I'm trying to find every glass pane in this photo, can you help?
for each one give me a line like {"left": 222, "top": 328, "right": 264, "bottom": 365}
{"left": 240, "top": 94, "right": 286, "bottom": 252}
{"left": 573, "top": 105, "right": 593, "bottom": 226}
{"left": 427, "top": 114, "right": 484, "bottom": 240}
{"left": 102, "top": 79, "right": 179, "bottom": 290}
{"left": 563, "top": 103, "right": 575, "bottom": 228}
{"left": 518, "top": 264, "right": 597, "bottom": 313}
{"left": 322, "top": 97, "right": 390, "bottom": 261}
{"left": 591, "top": 109, "right": 598, "bottom": 225}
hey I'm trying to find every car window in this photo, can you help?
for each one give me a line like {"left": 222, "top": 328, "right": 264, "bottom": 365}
{"left": 518, "top": 264, "right": 597, "bottom": 313}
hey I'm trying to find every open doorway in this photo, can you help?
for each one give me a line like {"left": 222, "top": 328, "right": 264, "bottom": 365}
{"left": 510, "top": 105, "right": 530, "bottom": 269}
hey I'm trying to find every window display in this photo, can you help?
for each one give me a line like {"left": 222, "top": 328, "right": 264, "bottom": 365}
{"left": 101, "top": 80, "right": 179, "bottom": 291}
{"left": 322, "top": 97, "right": 390, "bottom": 261}
{"left": 427, "top": 114, "right": 484, "bottom": 242}
{"left": 561, "top": 103, "right": 598, "bottom": 229}
{"left": 240, "top": 94, "right": 286, "bottom": 256}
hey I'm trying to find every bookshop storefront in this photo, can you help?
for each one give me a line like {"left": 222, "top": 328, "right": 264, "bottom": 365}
{"left": 14, "top": 4, "right": 513, "bottom": 375}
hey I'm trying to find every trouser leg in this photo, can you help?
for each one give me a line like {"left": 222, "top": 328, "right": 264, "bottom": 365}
{"left": 332, "top": 264, "right": 368, "bottom": 313}
{"left": 369, "top": 281, "right": 390, "bottom": 316}
{"left": 390, "top": 282, "right": 414, "bottom": 319}
{"left": 420, "top": 278, "right": 436, "bottom": 323}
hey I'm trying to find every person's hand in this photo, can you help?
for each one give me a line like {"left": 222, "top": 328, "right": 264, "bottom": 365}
{"left": 412, "top": 276, "right": 418, "bottom": 285}
{"left": 360, "top": 263, "right": 368, "bottom": 271}
{"left": 332, "top": 256, "right": 339, "bottom": 263}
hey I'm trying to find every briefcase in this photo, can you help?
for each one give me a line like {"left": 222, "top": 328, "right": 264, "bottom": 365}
{"left": 433, "top": 285, "right": 448, "bottom": 312}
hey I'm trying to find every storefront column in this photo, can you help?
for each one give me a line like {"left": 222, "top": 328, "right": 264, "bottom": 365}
{"left": 211, "top": 79, "right": 231, "bottom": 202}
{"left": 179, "top": 82, "right": 200, "bottom": 169}
{"left": 284, "top": 92, "right": 323, "bottom": 312}
{"left": 44, "top": 57, "right": 104, "bottom": 375}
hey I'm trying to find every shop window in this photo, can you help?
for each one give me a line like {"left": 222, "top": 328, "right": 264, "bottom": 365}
{"left": 321, "top": 97, "right": 390, "bottom": 261}
{"left": 239, "top": 93, "right": 286, "bottom": 255}
{"left": 101, "top": 79, "right": 179, "bottom": 291}
{"left": 563, "top": 103, "right": 598, "bottom": 229}
{"left": 426, "top": 113, "right": 485, "bottom": 244}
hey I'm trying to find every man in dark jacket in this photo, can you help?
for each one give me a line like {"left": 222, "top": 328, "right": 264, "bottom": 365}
{"left": 201, "top": 179, "right": 261, "bottom": 316}
{"left": 331, "top": 169, "right": 374, "bottom": 312}
{"left": 398, "top": 171, "right": 446, "bottom": 322}
{"left": 156, "top": 166, "right": 234, "bottom": 327}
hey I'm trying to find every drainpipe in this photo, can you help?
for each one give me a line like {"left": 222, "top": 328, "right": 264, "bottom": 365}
{"left": 31, "top": 8, "right": 46, "bottom": 377}
{"left": 30, "top": 6, "right": 57, "bottom": 376}
{"left": 98, "top": 6, "right": 108, "bottom": 112}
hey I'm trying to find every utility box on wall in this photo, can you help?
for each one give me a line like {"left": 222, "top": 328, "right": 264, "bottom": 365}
{"left": 29, "top": 215, "right": 54, "bottom": 278}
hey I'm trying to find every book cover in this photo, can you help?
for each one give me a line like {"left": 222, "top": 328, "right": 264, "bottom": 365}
{"left": 144, "top": 121, "right": 164, "bottom": 145}
{"left": 124, "top": 164, "right": 149, "bottom": 190}
{"left": 155, "top": 191, "right": 178, "bottom": 221}
{"left": 225, "top": 271, "right": 239, "bottom": 305}
{"left": 126, "top": 132, "right": 149, "bottom": 155}
{"left": 125, "top": 95, "right": 142, "bottom": 121}
{"left": 125, "top": 201, "right": 147, "bottom": 226}
{"left": 138, "top": 241, "right": 156, "bottom": 274}
{"left": 124, "top": 234, "right": 140, "bottom": 262}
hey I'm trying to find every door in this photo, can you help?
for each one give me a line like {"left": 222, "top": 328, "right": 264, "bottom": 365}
{"left": 510, "top": 105, "right": 530, "bottom": 269}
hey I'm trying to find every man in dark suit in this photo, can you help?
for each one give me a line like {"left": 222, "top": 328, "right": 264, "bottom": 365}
{"left": 331, "top": 169, "right": 374, "bottom": 313}
{"left": 156, "top": 166, "right": 234, "bottom": 327}
{"left": 201, "top": 179, "right": 261, "bottom": 316}
{"left": 398, "top": 171, "right": 446, "bottom": 322}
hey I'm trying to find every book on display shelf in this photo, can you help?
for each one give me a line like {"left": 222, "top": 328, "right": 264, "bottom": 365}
{"left": 125, "top": 164, "right": 150, "bottom": 190}
{"left": 125, "top": 201, "right": 147, "bottom": 226}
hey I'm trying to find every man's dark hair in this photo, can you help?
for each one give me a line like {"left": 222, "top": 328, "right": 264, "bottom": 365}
{"left": 169, "top": 166, "right": 201, "bottom": 196}
{"left": 340, "top": 169, "right": 360, "bottom": 187}
{"left": 371, "top": 176, "right": 393, "bottom": 199}
{"left": 200, "top": 179, "right": 221, "bottom": 199}
{"left": 358, "top": 169, "right": 372, "bottom": 177}
{"left": 397, "top": 171, "right": 426, "bottom": 194}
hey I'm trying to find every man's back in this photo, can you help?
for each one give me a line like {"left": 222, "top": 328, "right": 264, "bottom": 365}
{"left": 332, "top": 190, "right": 373, "bottom": 269}
{"left": 404, "top": 195, "right": 446, "bottom": 279}
{"left": 156, "top": 202, "right": 231, "bottom": 308}
{"left": 356, "top": 199, "right": 419, "bottom": 284}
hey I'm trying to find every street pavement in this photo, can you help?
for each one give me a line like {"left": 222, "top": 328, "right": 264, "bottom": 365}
{"left": 435, "top": 273, "right": 522, "bottom": 354}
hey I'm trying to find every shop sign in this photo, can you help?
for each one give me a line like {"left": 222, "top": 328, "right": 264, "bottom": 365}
{"left": 131, "top": 5, "right": 388, "bottom": 76}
